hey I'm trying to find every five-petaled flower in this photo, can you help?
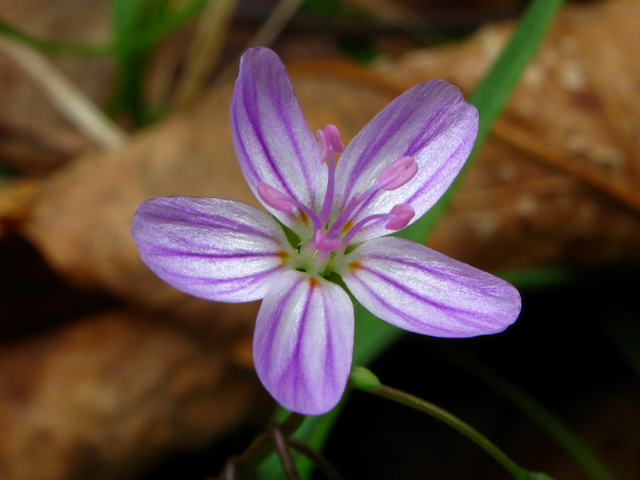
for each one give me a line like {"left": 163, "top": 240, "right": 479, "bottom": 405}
{"left": 132, "top": 47, "right": 521, "bottom": 415}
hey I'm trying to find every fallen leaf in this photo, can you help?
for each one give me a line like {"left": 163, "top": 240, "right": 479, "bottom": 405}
{"left": 373, "top": 0, "right": 640, "bottom": 271}
{"left": 0, "top": 0, "right": 115, "bottom": 173}
{"left": 0, "top": 310, "right": 262, "bottom": 480}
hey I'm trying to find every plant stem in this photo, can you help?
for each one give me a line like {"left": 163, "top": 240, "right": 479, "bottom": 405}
{"left": 440, "top": 347, "right": 616, "bottom": 480}
{"left": 270, "top": 424, "right": 301, "bottom": 480}
{"left": 216, "top": 412, "right": 305, "bottom": 480}
{"left": 352, "top": 379, "right": 552, "bottom": 480}
{"left": 287, "top": 438, "right": 347, "bottom": 480}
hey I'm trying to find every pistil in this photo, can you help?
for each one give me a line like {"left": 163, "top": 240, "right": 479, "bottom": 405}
{"left": 257, "top": 182, "right": 322, "bottom": 231}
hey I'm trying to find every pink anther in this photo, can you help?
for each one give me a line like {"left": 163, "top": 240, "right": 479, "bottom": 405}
{"left": 317, "top": 124, "right": 344, "bottom": 163}
{"left": 323, "top": 124, "right": 344, "bottom": 154}
{"left": 385, "top": 204, "right": 415, "bottom": 230}
{"left": 257, "top": 182, "right": 294, "bottom": 212}
{"left": 378, "top": 156, "right": 418, "bottom": 191}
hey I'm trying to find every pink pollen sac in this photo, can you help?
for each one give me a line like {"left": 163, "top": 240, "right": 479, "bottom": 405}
{"left": 257, "top": 182, "right": 294, "bottom": 212}
{"left": 317, "top": 125, "right": 344, "bottom": 163}
{"left": 324, "top": 124, "right": 344, "bottom": 154}
{"left": 386, "top": 204, "right": 415, "bottom": 230}
{"left": 378, "top": 156, "right": 418, "bottom": 191}
{"left": 314, "top": 230, "right": 340, "bottom": 253}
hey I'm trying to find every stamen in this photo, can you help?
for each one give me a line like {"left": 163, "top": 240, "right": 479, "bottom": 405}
{"left": 326, "top": 193, "right": 363, "bottom": 239}
{"left": 338, "top": 204, "right": 415, "bottom": 251}
{"left": 319, "top": 152, "right": 336, "bottom": 226}
{"left": 327, "top": 156, "right": 419, "bottom": 238}
{"left": 378, "top": 156, "right": 418, "bottom": 191}
{"left": 324, "top": 124, "right": 344, "bottom": 154}
{"left": 257, "top": 182, "right": 322, "bottom": 231}
{"left": 328, "top": 178, "right": 387, "bottom": 238}
{"left": 338, "top": 214, "right": 388, "bottom": 251}
{"left": 257, "top": 182, "right": 294, "bottom": 212}
{"left": 316, "top": 124, "right": 344, "bottom": 164}
{"left": 385, "top": 204, "right": 414, "bottom": 230}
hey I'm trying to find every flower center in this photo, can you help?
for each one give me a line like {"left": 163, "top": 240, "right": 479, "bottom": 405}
{"left": 258, "top": 125, "right": 417, "bottom": 273}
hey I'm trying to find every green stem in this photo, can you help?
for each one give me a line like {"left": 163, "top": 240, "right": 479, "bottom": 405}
{"left": 441, "top": 348, "right": 617, "bottom": 480}
{"left": 348, "top": 366, "right": 553, "bottom": 480}
{"left": 374, "top": 385, "right": 528, "bottom": 478}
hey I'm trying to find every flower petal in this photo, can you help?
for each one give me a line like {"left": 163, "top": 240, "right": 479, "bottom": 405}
{"left": 132, "top": 196, "right": 293, "bottom": 303}
{"left": 231, "top": 47, "right": 324, "bottom": 232}
{"left": 253, "top": 270, "right": 354, "bottom": 415}
{"left": 333, "top": 80, "right": 478, "bottom": 242}
{"left": 338, "top": 237, "right": 521, "bottom": 337}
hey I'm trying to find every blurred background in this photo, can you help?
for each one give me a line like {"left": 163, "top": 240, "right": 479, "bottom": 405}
{"left": 0, "top": 0, "right": 639, "bottom": 479}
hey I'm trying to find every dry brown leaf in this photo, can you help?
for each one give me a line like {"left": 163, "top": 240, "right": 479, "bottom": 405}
{"left": 374, "top": 0, "right": 640, "bottom": 271}
{"left": 0, "top": 310, "right": 262, "bottom": 480}
{"left": 0, "top": 0, "right": 114, "bottom": 173}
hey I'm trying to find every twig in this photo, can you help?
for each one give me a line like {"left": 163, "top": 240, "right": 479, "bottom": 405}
{"left": 493, "top": 119, "right": 640, "bottom": 216}
{"left": 342, "top": 0, "right": 442, "bottom": 43}
{"left": 270, "top": 423, "right": 301, "bottom": 480}
{"left": 243, "top": 0, "right": 303, "bottom": 50}
{"left": 172, "top": 0, "right": 241, "bottom": 109}
{"left": 0, "top": 36, "right": 127, "bottom": 151}
{"left": 216, "top": 0, "right": 303, "bottom": 84}
{"left": 215, "top": 412, "right": 305, "bottom": 480}
{"left": 288, "top": 437, "right": 347, "bottom": 480}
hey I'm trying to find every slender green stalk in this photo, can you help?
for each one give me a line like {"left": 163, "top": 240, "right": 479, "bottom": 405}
{"left": 350, "top": 369, "right": 553, "bottom": 480}
{"left": 373, "top": 385, "right": 534, "bottom": 478}
{"left": 441, "top": 348, "right": 617, "bottom": 480}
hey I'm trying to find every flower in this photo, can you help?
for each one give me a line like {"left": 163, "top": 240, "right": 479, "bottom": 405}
{"left": 132, "top": 47, "right": 521, "bottom": 415}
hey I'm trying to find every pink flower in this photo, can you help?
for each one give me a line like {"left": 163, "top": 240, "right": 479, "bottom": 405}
{"left": 132, "top": 47, "right": 521, "bottom": 415}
